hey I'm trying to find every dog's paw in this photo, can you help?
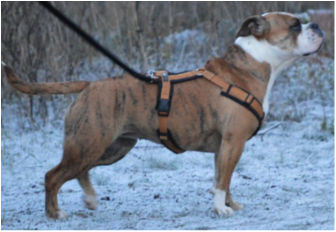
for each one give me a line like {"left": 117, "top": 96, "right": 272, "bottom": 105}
{"left": 213, "top": 189, "right": 234, "bottom": 217}
{"left": 83, "top": 195, "right": 97, "bottom": 210}
{"left": 214, "top": 205, "right": 234, "bottom": 216}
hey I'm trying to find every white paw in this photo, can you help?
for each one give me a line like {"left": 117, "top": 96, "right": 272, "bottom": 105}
{"left": 83, "top": 195, "right": 97, "bottom": 210}
{"left": 213, "top": 189, "right": 234, "bottom": 216}
{"left": 214, "top": 205, "right": 234, "bottom": 216}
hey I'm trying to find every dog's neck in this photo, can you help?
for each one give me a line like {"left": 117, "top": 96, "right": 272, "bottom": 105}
{"left": 205, "top": 44, "right": 271, "bottom": 112}
{"left": 234, "top": 36, "right": 299, "bottom": 114}
{"left": 205, "top": 36, "right": 300, "bottom": 115}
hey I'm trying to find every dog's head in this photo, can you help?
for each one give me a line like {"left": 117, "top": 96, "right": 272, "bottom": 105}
{"left": 236, "top": 12, "right": 324, "bottom": 57}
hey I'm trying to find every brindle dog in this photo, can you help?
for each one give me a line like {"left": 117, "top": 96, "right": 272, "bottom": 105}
{"left": 3, "top": 12, "right": 324, "bottom": 219}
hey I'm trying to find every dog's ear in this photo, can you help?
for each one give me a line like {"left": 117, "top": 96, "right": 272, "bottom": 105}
{"left": 236, "top": 15, "right": 270, "bottom": 38}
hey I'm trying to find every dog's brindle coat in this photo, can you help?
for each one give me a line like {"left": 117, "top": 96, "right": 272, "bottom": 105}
{"left": 3, "top": 12, "right": 324, "bottom": 218}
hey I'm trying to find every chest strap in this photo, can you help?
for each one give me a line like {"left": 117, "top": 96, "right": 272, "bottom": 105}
{"left": 152, "top": 68, "right": 264, "bottom": 154}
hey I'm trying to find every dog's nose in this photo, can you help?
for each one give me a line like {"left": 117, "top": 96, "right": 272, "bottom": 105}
{"left": 309, "top": 23, "right": 324, "bottom": 38}
{"left": 309, "top": 23, "right": 319, "bottom": 29}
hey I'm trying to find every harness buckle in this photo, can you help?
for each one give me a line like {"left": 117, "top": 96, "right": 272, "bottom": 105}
{"left": 158, "top": 99, "right": 170, "bottom": 116}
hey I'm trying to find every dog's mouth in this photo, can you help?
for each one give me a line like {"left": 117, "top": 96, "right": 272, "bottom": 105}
{"left": 299, "top": 24, "right": 325, "bottom": 57}
{"left": 302, "top": 40, "right": 324, "bottom": 56}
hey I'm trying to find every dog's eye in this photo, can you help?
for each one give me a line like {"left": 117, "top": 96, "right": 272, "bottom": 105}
{"left": 290, "top": 20, "right": 302, "bottom": 32}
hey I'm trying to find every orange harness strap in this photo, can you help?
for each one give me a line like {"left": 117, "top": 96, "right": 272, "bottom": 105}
{"left": 152, "top": 68, "right": 264, "bottom": 154}
{"left": 156, "top": 72, "right": 185, "bottom": 154}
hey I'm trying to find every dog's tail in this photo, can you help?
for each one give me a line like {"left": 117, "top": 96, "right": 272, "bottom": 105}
{"left": 2, "top": 62, "right": 90, "bottom": 95}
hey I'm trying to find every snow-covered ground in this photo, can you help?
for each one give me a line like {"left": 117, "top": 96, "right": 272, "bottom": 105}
{"left": 1, "top": 54, "right": 334, "bottom": 229}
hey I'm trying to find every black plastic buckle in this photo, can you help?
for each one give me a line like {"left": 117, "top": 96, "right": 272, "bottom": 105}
{"left": 158, "top": 99, "right": 170, "bottom": 116}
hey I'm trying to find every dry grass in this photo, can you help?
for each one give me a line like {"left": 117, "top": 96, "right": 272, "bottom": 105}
{"left": 1, "top": 1, "right": 334, "bottom": 125}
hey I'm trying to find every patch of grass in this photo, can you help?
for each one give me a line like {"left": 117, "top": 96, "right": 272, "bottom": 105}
{"left": 72, "top": 211, "right": 90, "bottom": 218}
{"left": 1, "top": 213, "right": 7, "bottom": 226}
{"left": 22, "top": 223, "right": 39, "bottom": 230}
{"left": 320, "top": 118, "right": 334, "bottom": 135}
{"left": 302, "top": 132, "right": 330, "bottom": 142}
{"left": 268, "top": 57, "right": 334, "bottom": 123}
{"left": 195, "top": 226, "right": 211, "bottom": 230}
{"left": 1, "top": 130, "right": 11, "bottom": 139}
{"left": 93, "top": 174, "right": 111, "bottom": 186}
{"left": 147, "top": 155, "right": 179, "bottom": 170}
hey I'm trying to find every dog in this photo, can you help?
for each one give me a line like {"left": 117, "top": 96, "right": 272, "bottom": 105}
{"left": 3, "top": 12, "right": 324, "bottom": 219}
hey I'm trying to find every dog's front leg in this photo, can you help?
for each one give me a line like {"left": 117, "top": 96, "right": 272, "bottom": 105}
{"left": 213, "top": 135, "right": 245, "bottom": 216}
{"left": 209, "top": 153, "right": 219, "bottom": 195}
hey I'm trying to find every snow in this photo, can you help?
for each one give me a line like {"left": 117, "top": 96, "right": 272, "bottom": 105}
{"left": 1, "top": 52, "right": 334, "bottom": 229}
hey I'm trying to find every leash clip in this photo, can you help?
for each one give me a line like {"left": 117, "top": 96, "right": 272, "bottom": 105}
{"left": 195, "top": 68, "right": 205, "bottom": 77}
{"left": 147, "top": 70, "right": 159, "bottom": 82}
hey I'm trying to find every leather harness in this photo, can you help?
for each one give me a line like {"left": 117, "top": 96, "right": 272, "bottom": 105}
{"left": 149, "top": 68, "right": 265, "bottom": 154}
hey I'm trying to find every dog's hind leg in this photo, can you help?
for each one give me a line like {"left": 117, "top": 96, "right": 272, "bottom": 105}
{"left": 76, "top": 137, "right": 137, "bottom": 210}
{"left": 45, "top": 136, "right": 113, "bottom": 219}
{"left": 77, "top": 171, "right": 97, "bottom": 210}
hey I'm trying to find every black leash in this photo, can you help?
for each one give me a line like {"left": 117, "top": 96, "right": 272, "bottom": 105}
{"left": 38, "top": 1, "right": 153, "bottom": 82}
